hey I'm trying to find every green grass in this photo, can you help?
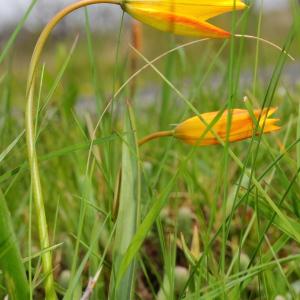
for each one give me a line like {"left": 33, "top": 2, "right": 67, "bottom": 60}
{"left": 1, "top": 1, "right": 300, "bottom": 299}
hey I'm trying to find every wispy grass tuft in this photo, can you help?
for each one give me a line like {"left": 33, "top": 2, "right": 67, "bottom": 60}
{"left": 1, "top": 0, "right": 300, "bottom": 299}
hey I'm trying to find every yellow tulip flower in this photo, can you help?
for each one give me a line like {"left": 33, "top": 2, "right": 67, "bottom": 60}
{"left": 122, "top": 0, "right": 246, "bottom": 38}
{"left": 174, "top": 108, "right": 280, "bottom": 146}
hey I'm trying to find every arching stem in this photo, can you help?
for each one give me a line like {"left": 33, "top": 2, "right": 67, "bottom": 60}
{"left": 25, "top": 1, "right": 121, "bottom": 299}
{"left": 234, "top": 34, "right": 295, "bottom": 61}
{"left": 138, "top": 130, "right": 174, "bottom": 146}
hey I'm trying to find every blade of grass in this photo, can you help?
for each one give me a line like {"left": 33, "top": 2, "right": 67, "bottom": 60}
{"left": 0, "top": 134, "right": 120, "bottom": 184}
{"left": 64, "top": 214, "right": 112, "bottom": 299}
{"left": 0, "top": 131, "right": 24, "bottom": 164}
{"left": 38, "top": 36, "right": 79, "bottom": 116}
{"left": 116, "top": 171, "right": 178, "bottom": 287}
{"left": 0, "top": 0, "right": 37, "bottom": 64}
{"left": 84, "top": 8, "right": 105, "bottom": 111}
{"left": 194, "top": 254, "right": 300, "bottom": 299}
{"left": 109, "top": 102, "right": 141, "bottom": 299}
{"left": 0, "top": 189, "right": 29, "bottom": 299}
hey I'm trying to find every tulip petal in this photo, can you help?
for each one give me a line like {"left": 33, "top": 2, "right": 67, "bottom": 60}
{"left": 174, "top": 108, "right": 280, "bottom": 146}
{"left": 124, "top": 1, "right": 246, "bottom": 19}
{"left": 124, "top": 7, "right": 231, "bottom": 37}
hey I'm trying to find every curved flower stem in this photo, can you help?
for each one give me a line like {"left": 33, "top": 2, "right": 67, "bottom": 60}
{"left": 138, "top": 130, "right": 174, "bottom": 147}
{"left": 25, "top": 1, "right": 121, "bottom": 299}
{"left": 234, "top": 34, "right": 295, "bottom": 61}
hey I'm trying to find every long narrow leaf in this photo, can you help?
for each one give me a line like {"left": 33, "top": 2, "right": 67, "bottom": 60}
{"left": 0, "top": 190, "right": 29, "bottom": 299}
{"left": 109, "top": 103, "right": 140, "bottom": 300}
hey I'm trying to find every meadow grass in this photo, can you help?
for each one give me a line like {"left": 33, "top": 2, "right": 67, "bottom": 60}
{"left": 1, "top": 1, "right": 300, "bottom": 299}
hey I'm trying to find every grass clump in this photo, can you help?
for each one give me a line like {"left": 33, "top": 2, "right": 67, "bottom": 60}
{"left": 1, "top": 1, "right": 300, "bottom": 299}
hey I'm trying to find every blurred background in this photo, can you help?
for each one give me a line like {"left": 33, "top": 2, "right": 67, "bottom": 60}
{"left": 0, "top": 0, "right": 299, "bottom": 118}
{"left": 0, "top": 0, "right": 292, "bottom": 32}
{"left": 0, "top": 0, "right": 120, "bottom": 32}
{"left": 0, "top": 0, "right": 298, "bottom": 103}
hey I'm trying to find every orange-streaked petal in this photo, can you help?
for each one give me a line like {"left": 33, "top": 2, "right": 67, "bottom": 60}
{"left": 124, "top": 7, "right": 230, "bottom": 37}
{"left": 124, "top": 0, "right": 246, "bottom": 20}
{"left": 174, "top": 108, "right": 280, "bottom": 146}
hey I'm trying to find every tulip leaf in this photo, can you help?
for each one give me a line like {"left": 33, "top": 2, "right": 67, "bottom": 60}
{"left": 116, "top": 172, "right": 178, "bottom": 288}
{"left": 109, "top": 103, "right": 140, "bottom": 300}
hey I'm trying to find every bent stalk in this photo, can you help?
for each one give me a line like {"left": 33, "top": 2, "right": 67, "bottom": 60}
{"left": 25, "top": 1, "right": 121, "bottom": 299}
{"left": 138, "top": 130, "right": 173, "bottom": 147}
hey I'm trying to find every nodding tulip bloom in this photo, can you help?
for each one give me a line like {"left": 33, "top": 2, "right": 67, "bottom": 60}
{"left": 174, "top": 108, "right": 280, "bottom": 146}
{"left": 122, "top": 0, "right": 246, "bottom": 38}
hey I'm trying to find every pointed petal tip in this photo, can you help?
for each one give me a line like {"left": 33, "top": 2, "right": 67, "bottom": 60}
{"left": 257, "top": 107, "right": 278, "bottom": 118}
{"left": 269, "top": 125, "right": 281, "bottom": 132}
{"left": 267, "top": 107, "right": 278, "bottom": 117}
{"left": 238, "top": 1, "right": 248, "bottom": 10}
{"left": 265, "top": 119, "right": 281, "bottom": 132}
{"left": 214, "top": 31, "right": 231, "bottom": 39}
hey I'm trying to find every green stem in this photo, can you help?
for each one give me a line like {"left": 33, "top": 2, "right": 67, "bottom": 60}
{"left": 25, "top": 1, "right": 121, "bottom": 299}
{"left": 138, "top": 130, "right": 174, "bottom": 147}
